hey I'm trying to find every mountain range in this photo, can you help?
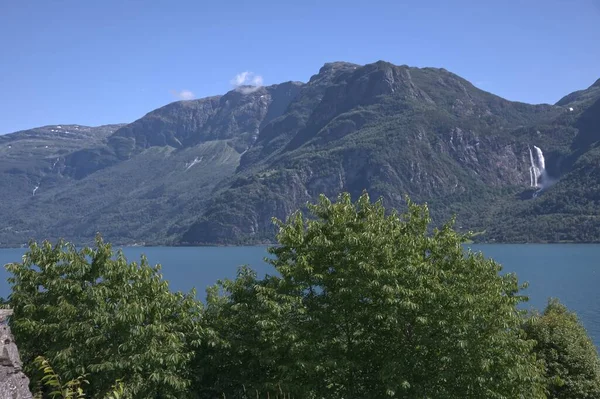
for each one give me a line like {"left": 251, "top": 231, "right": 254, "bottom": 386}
{"left": 1, "top": 61, "right": 599, "bottom": 247}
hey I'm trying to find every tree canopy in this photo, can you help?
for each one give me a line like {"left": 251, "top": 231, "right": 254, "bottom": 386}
{"left": 7, "top": 237, "right": 202, "bottom": 399}
{"left": 200, "top": 193, "right": 547, "bottom": 398}
{"left": 524, "top": 299, "right": 600, "bottom": 399}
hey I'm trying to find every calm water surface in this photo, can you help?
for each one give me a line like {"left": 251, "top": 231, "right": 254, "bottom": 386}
{"left": 1, "top": 244, "right": 599, "bottom": 347}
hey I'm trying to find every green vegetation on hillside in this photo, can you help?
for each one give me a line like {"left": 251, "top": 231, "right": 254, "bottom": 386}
{"left": 6, "top": 193, "right": 600, "bottom": 398}
{"left": 183, "top": 63, "right": 600, "bottom": 245}
{"left": 1, "top": 62, "right": 599, "bottom": 247}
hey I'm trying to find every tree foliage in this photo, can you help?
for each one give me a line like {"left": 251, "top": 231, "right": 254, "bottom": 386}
{"left": 33, "top": 356, "right": 126, "bottom": 399}
{"left": 200, "top": 192, "right": 547, "bottom": 398}
{"left": 33, "top": 356, "right": 87, "bottom": 399}
{"left": 524, "top": 299, "right": 600, "bottom": 398}
{"left": 7, "top": 236, "right": 203, "bottom": 399}
{"left": 197, "top": 268, "right": 301, "bottom": 398}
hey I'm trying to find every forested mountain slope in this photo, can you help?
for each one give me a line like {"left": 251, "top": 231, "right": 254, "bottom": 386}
{"left": 0, "top": 61, "right": 598, "bottom": 247}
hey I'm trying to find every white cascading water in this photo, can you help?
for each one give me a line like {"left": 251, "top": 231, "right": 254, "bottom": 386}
{"left": 528, "top": 147, "right": 537, "bottom": 187}
{"left": 534, "top": 146, "right": 545, "bottom": 172}
{"left": 528, "top": 145, "right": 547, "bottom": 193}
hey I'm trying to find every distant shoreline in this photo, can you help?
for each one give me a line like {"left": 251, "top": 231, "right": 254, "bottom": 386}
{"left": 2, "top": 241, "right": 600, "bottom": 251}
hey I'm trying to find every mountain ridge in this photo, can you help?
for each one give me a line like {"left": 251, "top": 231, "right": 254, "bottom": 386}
{"left": 1, "top": 61, "right": 599, "bottom": 247}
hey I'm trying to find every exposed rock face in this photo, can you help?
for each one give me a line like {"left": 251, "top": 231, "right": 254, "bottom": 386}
{"left": 0, "top": 310, "right": 32, "bottom": 399}
{"left": 0, "top": 61, "right": 599, "bottom": 246}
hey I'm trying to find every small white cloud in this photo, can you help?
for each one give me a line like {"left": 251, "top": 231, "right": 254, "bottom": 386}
{"left": 230, "top": 71, "right": 264, "bottom": 94}
{"left": 231, "top": 72, "right": 249, "bottom": 86}
{"left": 170, "top": 89, "right": 195, "bottom": 100}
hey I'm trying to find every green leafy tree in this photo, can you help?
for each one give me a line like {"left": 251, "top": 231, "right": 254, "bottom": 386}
{"left": 198, "top": 267, "right": 304, "bottom": 398}
{"left": 33, "top": 356, "right": 126, "bottom": 399}
{"left": 202, "top": 192, "right": 546, "bottom": 398}
{"left": 7, "top": 236, "right": 203, "bottom": 399}
{"left": 524, "top": 299, "right": 600, "bottom": 398}
{"left": 33, "top": 356, "right": 87, "bottom": 399}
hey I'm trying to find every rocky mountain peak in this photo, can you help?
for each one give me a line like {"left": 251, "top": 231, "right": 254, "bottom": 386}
{"left": 309, "top": 62, "right": 360, "bottom": 86}
{"left": 318, "top": 61, "right": 360, "bottom": 74}
{"left": 2, "top": 61, "right": 600, "bottom": 247}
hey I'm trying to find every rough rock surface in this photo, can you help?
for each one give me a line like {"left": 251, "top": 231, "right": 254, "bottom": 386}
{"left": 0, "top": 310, "right": 32, "bottom": 399}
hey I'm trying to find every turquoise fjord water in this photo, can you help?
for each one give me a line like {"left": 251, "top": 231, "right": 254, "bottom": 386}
{"left": 0, "top": 244, "right": 599, "bottom": 348}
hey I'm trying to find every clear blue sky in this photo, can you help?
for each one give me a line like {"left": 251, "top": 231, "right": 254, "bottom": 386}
{"left": 1, "top": 0, "right": 599, "bottom": 134}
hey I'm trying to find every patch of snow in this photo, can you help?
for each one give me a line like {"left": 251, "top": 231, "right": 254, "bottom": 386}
{"left": 569, "top": 107, "right": 574, "bottom": 112}
{"left": 57, "top": 125, "right": 62, "bottom": 129}
{"left": 32, "top": 186, "right": 39, "bottom": 196}
{"left": 45, "top": 145, "right": 49, "bottom": 148}
{"left": 185, "top": 157, "right": 203, "bottom": 170}
{"left": 7, "top": 145, "right": 11, "bottom": 149}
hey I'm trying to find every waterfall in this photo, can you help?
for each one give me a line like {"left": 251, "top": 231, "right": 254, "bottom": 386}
{"left": 534, "top": 146, "right": 545, "bottom": 171}
{"left": 528, "top": 147, "right": 537, "bottom": 187}
{"left": 529, "top": 168, "right": 535, "bottom": 187}
{"left": 528, "top": 145, "right": 547, "bottom": 189}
